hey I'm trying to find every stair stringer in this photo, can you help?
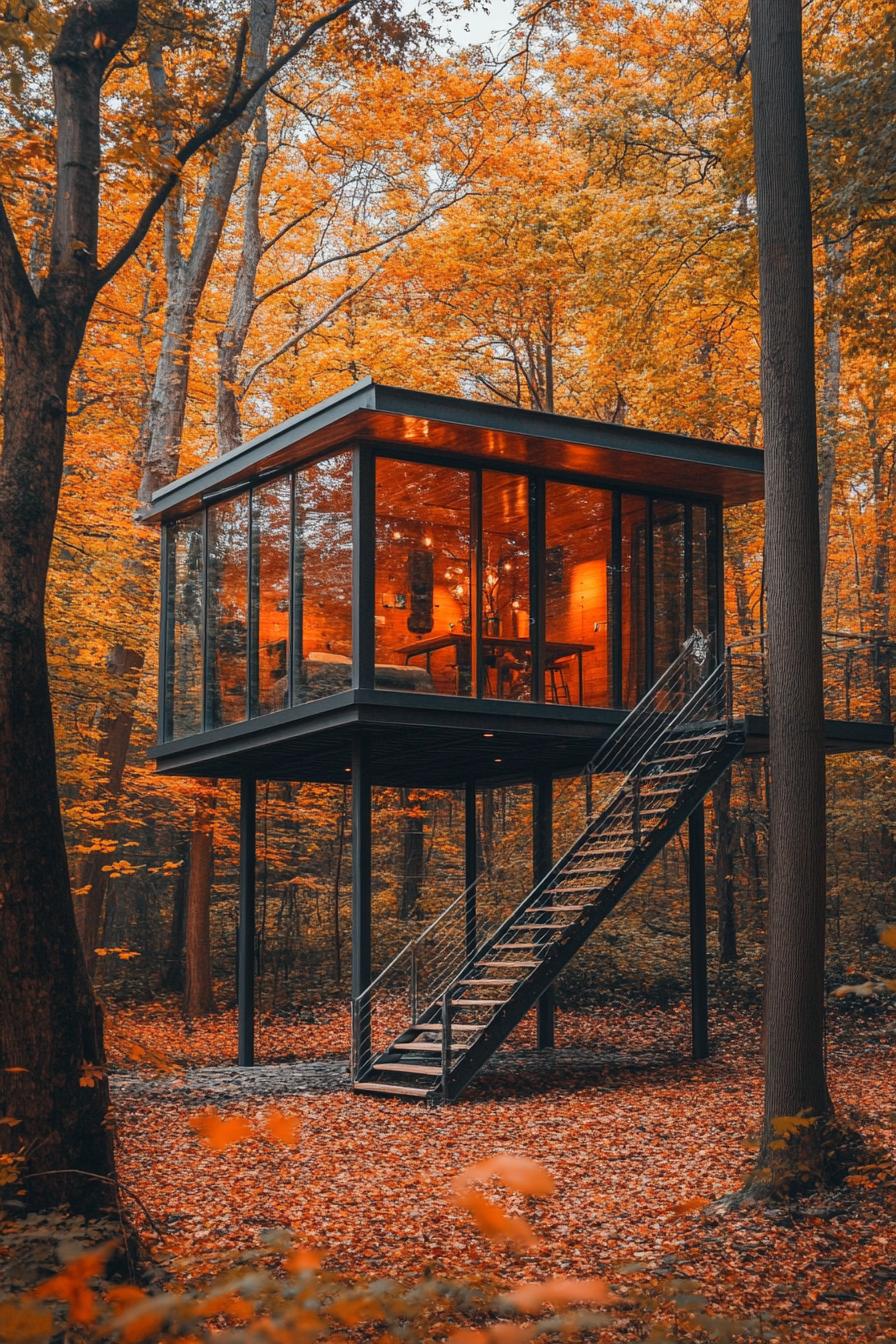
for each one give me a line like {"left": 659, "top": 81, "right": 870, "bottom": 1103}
{"left": 436, "top": 732, "right": 744, "bottom": 1101}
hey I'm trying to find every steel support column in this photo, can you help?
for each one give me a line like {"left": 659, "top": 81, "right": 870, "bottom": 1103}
{"left": 533, "top": 770, "right": 554, "bottom": 1049}
{"left": 237, "top": 775, "right": 256, "bottom": 1067}
{"left": 688, "top": 801, "right": 709, "bottom": 1060}
{"left": 464, "top": 781, "right": 478, "bottom": 958}
{"left": 352, "top": 735, "right": 373, "bottom": 1064}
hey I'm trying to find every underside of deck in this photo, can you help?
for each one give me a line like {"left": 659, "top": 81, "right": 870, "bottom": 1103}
{"left": 148, "top": 690, "right": 893, "bottom": 786}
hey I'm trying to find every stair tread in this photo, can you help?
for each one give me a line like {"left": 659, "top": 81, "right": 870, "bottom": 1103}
{"left": 354, "top": 1081, "right": 431, "bottom": 1097}
{"left": 410, "top": 1022, "right": 482, "bottom": 1033}
{"left": 393, "top": 1042, "right": 463, "bottom": 1053}
{"left": 478, "top": 960, "right": 538, "bottom": 969}
{"left": 458, "top": 977, "right": 518, "bottom": 984}
{"left": 374, "top": 1062, "right": 443, "bottom": 1075}
{"left": 453, "top": 997, "right": 512, "bottom": 1004}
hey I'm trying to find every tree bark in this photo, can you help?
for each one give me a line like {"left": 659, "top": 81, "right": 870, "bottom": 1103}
{"left": 184, "top": 792, "right": 217, "bottom": 1017}
{"left": 138, "top": 0, "right": 276, "bottom": 499}
{"left": 0, "top": 0, "right": 139, "bottom": 1213}
{"left": 817, "top": 230, "right": 852, "bottom": 584}
{"left": 748, "top": 0, "right": 843, "bottom": 1192}
{"left": 713, "top": 772, "right": 738, "bottom": 964}
{"left": 398, "top": 789, "right": 425, "bottom": 919}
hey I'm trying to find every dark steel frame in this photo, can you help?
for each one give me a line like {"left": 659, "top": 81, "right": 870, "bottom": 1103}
{"left": 157, "top": 437, "right": 725, "bottom": 753}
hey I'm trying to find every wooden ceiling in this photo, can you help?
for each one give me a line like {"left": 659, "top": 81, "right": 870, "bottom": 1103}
{"left": 142, "top": 380, "right": 765, "bottom": 523}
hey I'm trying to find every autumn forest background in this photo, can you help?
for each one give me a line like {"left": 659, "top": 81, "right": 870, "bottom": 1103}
{"left": 2, "top": 0, "right": 896, "bottom": 1340}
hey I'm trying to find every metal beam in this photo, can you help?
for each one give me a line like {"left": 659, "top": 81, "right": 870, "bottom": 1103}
{"left": 533, "top": 770, "right": 555, "bottom": 1049}
{"left": 238, "top": 775, "right": 256, "bottom": 1067}
{"left": 352, "top": 735, "right": 373, "bottom": 1064}
{"left": 688, "top": 801, "right": 709, "bottom": 1060}
{"left": 464, "top": 781, "right": 478, "bottom": 958}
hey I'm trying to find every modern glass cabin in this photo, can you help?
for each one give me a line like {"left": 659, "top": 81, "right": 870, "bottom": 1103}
{"left": 145, "top": 381, "right": 890, "bottom": 1088}
{"left": 148, "top": 380, "right": 761, "bottom": 786}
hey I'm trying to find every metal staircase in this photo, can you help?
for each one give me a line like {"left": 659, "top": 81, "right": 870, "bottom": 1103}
{"left": 351, "top": 632, "right": 746, "bottom": 1102}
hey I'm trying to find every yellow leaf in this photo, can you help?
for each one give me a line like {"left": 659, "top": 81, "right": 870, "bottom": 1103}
{"left": 880, "top": 925, "right": 896, "bottom": 949}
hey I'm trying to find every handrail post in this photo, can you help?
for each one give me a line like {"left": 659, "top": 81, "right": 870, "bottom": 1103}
{"left": 724, "top": 645, "right": 734, "bottom": 728}
{"left": 441, "top": 990, "right": 452, "bottom": 1101}
{"left": 410, "top": 943, "right": 419, "bottom": 1026}
{"left": 632, "top": 773, "right": 641, "bottom": 847}
{"left": 350, "top": 997, "right": 359, "bottom": 1081}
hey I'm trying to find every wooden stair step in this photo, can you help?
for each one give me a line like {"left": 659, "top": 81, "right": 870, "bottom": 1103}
{"left": 537, "top": 904, "right": 587, "bottom": 912}
{"left": 453, "top": 996, "right": 512, "bottom": 1005}
{"left": 393, "top": 1042, "right": 462, "bottom": 1053}
{"left": 494, "top": 941, "right": 542, "bottom": 949}
{"left": 478, "top": 961, "right": 538, "bottom": 970}
{"left": 353, "top": 1081, "right": 430, "bottom": 1097}
{"left": 374, "top": 1062, "right": 443, "bottom": 1076}
{"left": 512, "top": 921, "right": 569, "bottom": 931}
{"left": 409, "top": 1022, "right": 482, "bottom": 1033}
{"left": 457, "top": 977, "right": 518, "bottom": 985}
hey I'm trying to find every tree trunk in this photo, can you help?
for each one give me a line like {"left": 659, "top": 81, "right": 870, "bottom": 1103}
{"left": 138, "top": 0, "right": 276, "bottom": 499}
{"left": 398, "top": 789, "right": 425, "bottom": 919}
{"left": 713, "top": 772, "right": 738, "bottom": 964}
{"left": 184, "top": 791, "right": 218, "bottom": 1017}
{"left": 748, "top": 0, "right": 844, "bottom": 1192}
{"left": 817, "top": 230, "right": 852, "bottom": 584}
{"left": 216, "top": 103, "right": 270, "bottom": 455}
{"left": 161, "top": 838, "right": 190, "bottom": 993}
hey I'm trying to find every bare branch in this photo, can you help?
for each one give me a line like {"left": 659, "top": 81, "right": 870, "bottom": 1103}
{"left": 242, "top": 251, "right": 395, "bottom": 390}
{"left": 96, "top": 0, "right": 363, "bottom": 289}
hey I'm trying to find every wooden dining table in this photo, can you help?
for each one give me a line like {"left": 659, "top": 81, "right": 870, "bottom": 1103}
{"left": 395, "top": 632, "right": 594, "bottom": 701}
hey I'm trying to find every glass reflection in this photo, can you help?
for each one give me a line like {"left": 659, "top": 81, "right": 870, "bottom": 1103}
{"left": 620, "top": 495, "right": 648, "bottom": 706}
{"left": 165, "top": 515, "right": 203, "bottom": 739}
{"left": 375, "top": 459, "right": 472, "bottom": 695}
{"left": 205, "top": 494, "right": 249, "bottom": 728}
{"left": 544, "top": 482, "right": 613, "bottom": 706}
{"left": 292, "top": 453, "right": 353, "bottom": 703}
{"left": 482, "top": 471, "right": 531, "bottom": 700}
{"left": 251, "top": 476, "right": 291, "bottom": 716}
{"left": 653, "top": 500, "right": 686, "bottom": 677}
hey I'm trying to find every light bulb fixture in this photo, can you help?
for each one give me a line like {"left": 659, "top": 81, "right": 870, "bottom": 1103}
{"left": 392, "top": 530, "right": 402, "bottom": 542}
{"left": 423, "top": 535, "right": 433, "bottom": 548}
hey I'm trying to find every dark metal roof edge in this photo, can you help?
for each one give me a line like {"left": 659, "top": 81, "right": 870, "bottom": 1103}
{"left": 370, "top": 382, "right": 764, "bottom": 474}
{"left": 138, "top": 378, "right": 763, "bottom": 523}
{"left": 137, "top": 377, "right": 376, "bottom": 522}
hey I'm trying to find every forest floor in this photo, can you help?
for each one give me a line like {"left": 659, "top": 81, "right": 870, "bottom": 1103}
{"left": 108, "top": 998, "right": 896, "bottom": 1342}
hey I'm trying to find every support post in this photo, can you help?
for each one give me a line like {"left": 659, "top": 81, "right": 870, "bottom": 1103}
{"left": 533, "top": 770, "right": 554, "bottom": 1049}
{"left": 238, "top": 775, "right": 256, "bottom": 1067}
{"left": 464, "top": 781, "right": 478, "bottom": 958}
{"left": 689, "top": 801, "right": 709, "bottom": 1060}
{"left": 352, "top": 735, "right": 372, "bottom": 1065}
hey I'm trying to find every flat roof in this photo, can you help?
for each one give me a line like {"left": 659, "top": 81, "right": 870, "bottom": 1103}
{"left": 140, "top": 378, "right": 765, "bottom": 522}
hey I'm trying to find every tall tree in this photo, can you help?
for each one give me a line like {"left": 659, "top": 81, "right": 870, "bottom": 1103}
{"left": 0, "top": 0, "right": 362, "bottom": 1214}
{"left": 747, "top": 0, "right": 846, "bottom": 1191}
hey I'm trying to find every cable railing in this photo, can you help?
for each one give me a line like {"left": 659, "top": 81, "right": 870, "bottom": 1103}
{"left": 351, "top": 631, "right": 717, "bottom": 1083}
{"left": 725, "top": 629, "right": 892, "bottom": 725}
{"left": 351, "top": 627, "right": 893, "bottom": 1088}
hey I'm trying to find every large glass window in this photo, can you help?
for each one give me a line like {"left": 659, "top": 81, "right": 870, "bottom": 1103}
{"left": 293, "top": 453, "right": 353, "bottom": 703}
{"left": 482, "top": 471, "right": 532, "bottom": 700}
{"left": 251, "top": 476, "right": 291, "bottom": 717}
{"left": 375, "top": 459, "right": 472, "bottom": 695}
{"left": 652, "top": 500, "right": 687, "bottom": 678}
{"left": 205, "top": 493, "right": 249, "bottom": 729}
{"left": 620, "top": 495, "right": 649, "bottom": 706}
{"left": 165, "top": 514, "right": 204, "bottom": 739}
{"left": 544, "top": 482, "right": 613, "bottom": 706}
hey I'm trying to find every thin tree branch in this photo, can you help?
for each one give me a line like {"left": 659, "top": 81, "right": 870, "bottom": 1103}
{"left": 96, "top": 0, "right": 363, "bottom": 289}
{"left": 243, "top": 252, "right": 394, "bottom": 390}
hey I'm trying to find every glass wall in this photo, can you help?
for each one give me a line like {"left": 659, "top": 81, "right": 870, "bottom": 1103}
{"left": 205, "top": 493, "right": 249, "bottom": 729}
{"left": 164, "top": 515, "right": 204, "bottom": 739}
{"left": 482, "top": 471, "right": 532, "bottom": 700}
{"left": 620, "top": 494, "right": 649, "bottom": 705}
{"left": 375, "top": 459, "right": 471, "bottom": 695}
{"left": 293, "top": 455, "right": 353, "bottom": 702}
{"left": 251, "top": 476, "right": 291, "bottom": 716}
{"left": 161, "top": 444, "right": 721, "bottom": 739}
{"left": 544, "top": 482, "right": 613, "bottom": 706}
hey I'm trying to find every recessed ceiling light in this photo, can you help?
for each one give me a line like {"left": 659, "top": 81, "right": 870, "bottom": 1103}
{"left": 483, "top": 732, "right": 494, "bottom": 738}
